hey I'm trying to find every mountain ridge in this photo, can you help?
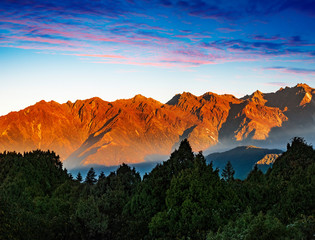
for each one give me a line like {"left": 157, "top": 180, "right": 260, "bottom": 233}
{"left": 0, "top": 83, "right": 314, "bottom": 168}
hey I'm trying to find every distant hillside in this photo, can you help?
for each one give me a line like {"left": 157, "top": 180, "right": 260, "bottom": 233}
{"left": 206, "top": 146, "right": 283, "bottom": 179}
{"left": 0, "top": 83, "right": 313, "bottom": 167}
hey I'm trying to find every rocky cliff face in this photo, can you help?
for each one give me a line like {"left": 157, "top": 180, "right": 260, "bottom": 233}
{"left": 0, "top": 84, "right": 314, "bottom": 167}
{"left": 256, "top": 154, "right": 282, "bottom": 165}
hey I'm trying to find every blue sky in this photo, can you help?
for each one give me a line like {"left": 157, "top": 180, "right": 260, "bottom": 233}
{"left": 0, "top": 0, "right": 314, "bottom": 116}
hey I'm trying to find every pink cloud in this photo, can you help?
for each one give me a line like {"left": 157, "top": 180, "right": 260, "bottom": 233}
{"left": 130, "top": 12, "right": 155, "bottom": 20}
{"left": 264, "top": 67, "right": 315, "bottom": 75}
{"left": 11, "top": 36, "right": 77, "bottom": 46}
{"left": 93, "top": 60, "right": 178, "bottom": 68}
{"left": 174, "top": 34, "right": 212, "bottom": 42}
{"left": 34, "top": 28, "right": 77, "bottom": 38}
{"left": 2, "top": 44, "right": 82, "bottom": 52}
{"left": 160, "top": 57, "right": 216, "bottom": 65}
{"left": 0, "top": 19, "right": 28, "bottom": 25}
{"left": 173, "top": 49, "right": 213, "bottom": 59}
{"left": 217, "top": 28, "right": 240, "bottom": 33}
{"left": 252, "top": 35, "right": 285, "bottom": 41}
{"left": 72, "top": 53, "right": 127, "bottom": 59}
{"left": 264, "top": 82, "right": 290, "bottom": 87}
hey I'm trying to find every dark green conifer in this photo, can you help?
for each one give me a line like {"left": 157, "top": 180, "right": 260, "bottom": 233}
{"left": 98, "top": 171, "right": 106, "bottom": 181}
{"left": 85, "top": 168, "right": 97, "bottom": 185}
{"left": 76, "top": 172, "right": 83, "bottom": 182}
{"left": 222, "top": 161, "right": 235, "bottom": 181}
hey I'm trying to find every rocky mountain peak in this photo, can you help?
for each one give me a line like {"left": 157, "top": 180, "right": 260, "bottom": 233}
{"left": 132, "top": 94, "right": 147, "bottom": 101}
{"left": 296, "top": 83, "right": 312, "bottom": 90}
{"left": 247, "top": 90, "right": 267, "bottom": 105}
{"left": 263, "top": 83, "right": 314, "bottom": 110}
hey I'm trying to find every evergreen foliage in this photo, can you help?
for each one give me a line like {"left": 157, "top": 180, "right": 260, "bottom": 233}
{"left": 98, "top": 171, "right": 105, "bottom": 181}
{"left": 84, "top": 168, "right": 97, "bottom": 185}
{"left": 76, "top": 172, "right": 83, "bottom": 182}
{"left": 0, "top": 137, "right": 314, "bottom": 239}
{"left": 221, "top": 160, "right": 235, "bottom": 181}
{"left": 207, "top": 209, "right": 289, "bottom": 240}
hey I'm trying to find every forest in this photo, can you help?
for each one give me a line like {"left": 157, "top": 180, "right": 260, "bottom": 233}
{"left": 0, "top": 137, "right": 314, "bottom": 240}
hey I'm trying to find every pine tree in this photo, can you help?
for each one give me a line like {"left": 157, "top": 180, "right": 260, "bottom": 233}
{"left": 222, "top": 161, "right": 235, "bottom": 181}
{"left": 85, "top": 168, "right": 97, "bottom": 185}
{"left": 76, "top": 172, "right": 83, "bottom": 182}
{"left": 246, "top": 164, "right": 264, "bottom": 182}
{"left": 98, "top": 171, "right": 106, "bottom": 181}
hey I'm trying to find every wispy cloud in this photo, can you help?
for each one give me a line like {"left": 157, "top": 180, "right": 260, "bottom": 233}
{"left": 252, "top": 35, "right": 285, "bottom": 41}
{"left": 217, "top": 28, "right": 240, "bottom": 33}
{"left": 202, "top": 37, "right": 315, "bottom": 58}
{"left": 264, "top": 82, "right": 291, "bottom": 87}
{"left": 71, "top": 53, "right": 127, "bottom": 59}
{"left": 264, "top": 66, "right": 315, "bottom": 75}
{"left": 0, "top": 0, "right": 314, "bottom": 68}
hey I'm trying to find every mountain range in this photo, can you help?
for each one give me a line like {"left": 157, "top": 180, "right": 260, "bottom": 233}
{"left": 0, "top": 83, "right": 314, "bottom": 168}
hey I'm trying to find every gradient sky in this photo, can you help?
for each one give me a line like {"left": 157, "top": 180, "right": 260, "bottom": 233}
{"left": 0, "top": 0, "right": 314, "bottom": 116}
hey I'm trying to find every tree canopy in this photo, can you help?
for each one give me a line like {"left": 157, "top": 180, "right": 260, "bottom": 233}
{"left": 0, "top": 137, "right": 314, "bottom": 239}
{"left": 221, "top": 160, "right": 235, "bottom": 181}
